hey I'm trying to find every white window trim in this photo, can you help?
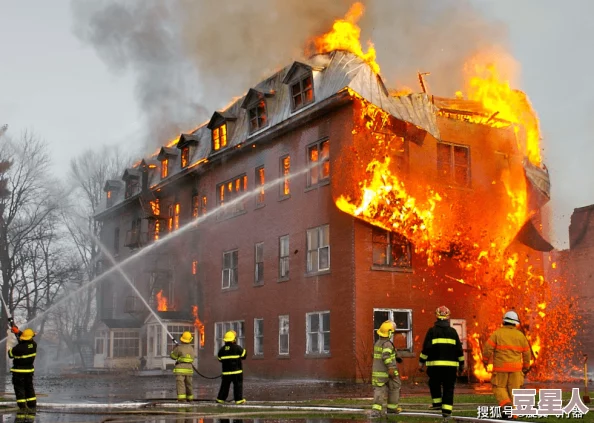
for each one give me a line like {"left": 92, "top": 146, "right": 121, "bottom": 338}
{"left": 222, "top": 249, "right": 238, "bottom": 289}
{"left": 305, "top": 310, "right": 330, "bottom": 355}
{"left": 374, "top": 308, "right": 413, "bottom": 352}
{"left": 214, "top": 320, "right": 245, "bottom": 355}
{"left": 306, "top": 225, "right": 330, "bottom": 273}
{"left": 278, "top": 315, "right": 290, "bottom": 356}
{"left": 254, "top": 318, "right": 264, "bottom": 356}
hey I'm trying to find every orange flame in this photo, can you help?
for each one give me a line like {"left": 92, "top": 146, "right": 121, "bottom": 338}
{"left": 156, "top": 290, "right": 168, "bottom": 311}
{"left": 309, "top": 2, "right": 380, "bottom": 74}
{"left": 191, "top": 305, "right": 205, "bottom": 348}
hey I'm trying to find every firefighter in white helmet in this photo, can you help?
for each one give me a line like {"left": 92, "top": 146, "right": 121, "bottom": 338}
{"left": 482, "top": 310, "right": 531, "bottom": 419}
{"left": 419, "top": 306, "right": 464, "bottom": 421}
{"left": 371, "top": 320, "right": 403, "bottom": 418}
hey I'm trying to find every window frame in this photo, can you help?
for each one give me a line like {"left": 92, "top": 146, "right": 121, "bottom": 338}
{"left": 279, "top": 235, "right": 290, "bottom": 281}
{"left": 180, "top": 146, "right": 190, "bottom": 168}
{"left": 278, "top": 315, "right": 290, "bottom": 356}
{"left": 214, "top": 320, "right": 245, "bottom": 354}
{"left": 254, "top": 318, "right": 264, "bottom": 356}
{"left": 255, "top": 166, "right": 265, "bottom": 206}
{"left": 217, "top": 174, "right": 248, "bottom": 218}
{"left": 160, "top": 157, "right": 169, "bottom": 179}
{"left": 248, "top": 100, "right": 268, "bottom": 134}
{"left": 371, "top": 227, "right": 412, "bottom": 270}
{"left": 212, "top": 123, "right": 228, "bottom": 151}
{"left": 254, "top": 242, "right": 264, "bottom": 286}
{"left": 305, "top": 311, "right": 330, "bottom": 355}
{"left": 373, "top": 308, "right": 413, "bottom": 353}
{"left": 290, "top": 74, "right": 314, "bottom": 111}
{"left": 306, "top": 224, "right": 330, "bottom": 273}
{"left": 437, "top": 142, "right": 471, "bottom": 187}
{"left": 306, "top": 139, "right": 330, "bottom": 188}
{"left": 222, "top": 249, "right": 239, "bottom": 289}
{"left": 279, "top": 155, "right": 291, "bottom": 198}
{"left": 112, "top": 330, "right": 140, "bottom": 358}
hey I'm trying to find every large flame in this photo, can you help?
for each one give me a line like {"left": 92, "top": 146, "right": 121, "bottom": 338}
{"left": 191, "top": 305, "right": 205, "bottom": 348}
{"left": 156, "top": 290, "right": 168, "bottom": 311}
{"left": 309, "top": 2, "right": 380, "bottom": 74}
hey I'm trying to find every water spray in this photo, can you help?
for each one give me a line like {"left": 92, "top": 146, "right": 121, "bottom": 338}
{"left": 0, "top": 289, "right": 19, "bottom": 340}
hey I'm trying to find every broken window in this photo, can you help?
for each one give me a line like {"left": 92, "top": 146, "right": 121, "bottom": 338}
{"left": 255, "top": 166, "right": 265, "bottom": 206}
{"left": 437, "top": 142, "right": 470, "bottom": 187}
{"left": 306, "top": 224, "right": 330, "bottom": 273}
{"left": 181, "top": 146, "right": 190, "bottom": 168}
{"left": 248, "top": 100, "right": 268, "bottom": 133}
{"left": 279, "top": 235, "right": 289, "bottom": 280}
{"left": 222, "top": 249, "right": 238, "bottom": 289}
{"left": 306, "top": 311, "right": 330, "bottom": 355}
{"left": 212, "top": 123, "right": 227, "bottom": 151}
{"left": 255, "top": 242, "right": 264, "bottom": 285}
{"left": 254, "top": 318, "right": 264, "bottom": 356}
{"left": 217, "top": 174, "right": 248, "bottom": 218}
{"left": 280, "top": 155, "right": 290, "bottom": 197}
{"left": 373, "top": 308, "right": 413, "bottom": 352}
{"left": 372, "top": 227, "right": 412, "bottom": 269}
{"left": 215, "top": 320, "right": 244, "bottom": 354}
{"left": 307, "top": 139, "right": 330, "bottom": 187}
{"left": 278, "top": 315, "right": 289, "bottom": 355}
{"left": 291, "top": 74, "right": 314, "bottom": 111}
{"left": 160, "top": 158, "right": 169, "bottom": 179}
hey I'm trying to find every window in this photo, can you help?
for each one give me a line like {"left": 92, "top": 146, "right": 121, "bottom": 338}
{"left": 307, "top": 140, "right": 330, "bottom": 187}
{"left": 280, "top": 155, "right": 290, "bottom": 197}
{"left": 152, "top": 220, "right": 161, "bottom": 241}
{"left": 192, "top": 260, "right": 198, "bottom": 275}
{"left": 212, "top": 123, "right": 228, "bottom": 151}
{"left": 161, "top": 158, "right": 169, "bottom": 179}
{"left": 181, "top": 146, "right": 190, "bottom": 168}
{"left": 279, "top": 235, "right": 289, "bottom": 280}
{"left": 255, "top": 242, "right": 264, "bottom": 285}
{"left": 156, "top": 326, "right": 162, "bottom": 356}
{"left": 256, "top": 166, "right": 265, "bottom": 206}
{"left": 248, "top": 100, "right": 268, "bottom": 133}
{"left": 279, "top": 315, "right": 289, "bottom": 355}
{"left": 306, "top": 311, "right": 330, "bottom": 355}
{"left": 214, "top": 320, "right": 245, "bottom": 354}
{"left": 222, "top": 249, "right": 238, "bottom": 289}
{"left": 168, "top": 324, "right": 194, "bottom": 354}
{"left": 113, "top": 331, "right": 140, "bottom": 357}
{"left": 254, "top": 318, "right": 264, "bottom": 356}
{"left": 125, "top": 179, "right": 139, "bottom": 199}
{"left": 437, "top": 142, "right": 470, "bottom": 187}
{"left": 373, "top": 309, "right": 413, "bottom": 352}
{"left": 291, "top": 74, "right": 314, "bottom": 111}
{"left": 106, "top": 190, "right": 114, "bottom": 208}
{"left": 192, "top": 195, "right": 207, "bottom": 219}
{"left": 372, "top": 227, "right": 412, "bottom": 269}
{"left": 306, "top": 224, "right": 330, "bottom": 273}
{"left": 114, "top": 227, "right": 120, "bottom": 255}
{"left": 217, "top": 175, "right": 248, "bottom": 217}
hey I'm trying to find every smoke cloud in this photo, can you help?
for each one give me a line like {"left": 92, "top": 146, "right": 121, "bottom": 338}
{"left": 71, "top": 0, "right": 507, "bottom": 150}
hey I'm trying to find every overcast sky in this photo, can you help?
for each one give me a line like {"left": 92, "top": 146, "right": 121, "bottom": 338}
{"left": 0, "top": 1, "right": 591, "bottom": 249}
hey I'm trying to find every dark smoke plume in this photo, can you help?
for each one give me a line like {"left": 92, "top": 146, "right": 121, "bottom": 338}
{"left": 71, "top": 0, "right": 507, "bottom": 150}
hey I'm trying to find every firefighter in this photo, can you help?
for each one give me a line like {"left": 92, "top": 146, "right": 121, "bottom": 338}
{"left": 8, "top": 324, "right": 37, "bottom": 413}
{"left": 216, "top": 330, "right": 247, "bottom": 404}
{"left": 170, "top": 331, "right": 196, "bottom": 402}
{"left": 371, "top": 320, "right": 403, "bottom": 418}
{"left": 482, "top": 310, "right": 531, "bottom": 419}
{"left": 418, "top": 306, "right": 464, "bottom": 421}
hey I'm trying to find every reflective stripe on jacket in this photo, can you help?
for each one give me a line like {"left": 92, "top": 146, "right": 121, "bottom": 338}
{"left": 218, "top": 342, "right": 246, "bottom": 375}
{"left": 419, "top": 320, "right": 464, "bottom": 368}
{"left": 483, "top": 325, "right": 530, "bottom": 372}
{"left": 371, "top": 337, "right": 398, "bottom": 387}
{"left": 171, "top": 343, "right": 195, "bottom": 375}
{"left": 8, "top": 340, "right": 37, "bottom": 373}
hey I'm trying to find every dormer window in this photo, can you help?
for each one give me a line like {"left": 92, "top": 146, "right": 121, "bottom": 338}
{"left": 104, "top": 179, "right": 123, "bottom": 208}
{"left": 161, "top": 158, "right": 169, "bottom": 179}
{"left": 176, "top": 133, "right": 199, "bottom": 169}
{"left": 106, "top": 190, "right": 114, "bottom": 207}
{"left": 121, "top": 169, "right": 140, "bottom": 199}
{"left": 157, "top": 147, "right": 179, "bottom": 180}
{"left": 181, "top": 146, "right": 190, "bottom": 168}
{"left": 212, "top": 124, "right": 227, "bottom": 151}
{"left": 248, "top": 100, "right": 267, "bottom": 133}
{"left": 291, "top": 75, "right": 313, "bottom": 111}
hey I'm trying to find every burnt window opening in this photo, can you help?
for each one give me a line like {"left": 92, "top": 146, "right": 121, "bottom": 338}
{"left": 291, "top": 74, "right": 314, "bottom": 111}
{"left": 125, "top": 217, "right": 143, "bottom": 249}
{"left": 256, "top": 166, "right": 265, "bottom": 206}
{"left": 125, "top": 179, "right": 139, "bottom": 199}
{"left": 160, "top": 158, "right": 169, "bottom": 179}
{"left": 372, "top": 227, "right": 412, "bottom": 269}
{"left": 192, "top": 260, "right": 198, "bottom": 276}
{"left": 280, "top": 155, "right": 290, "bottom": 198}
{"left": 437, "top": 142, "right": 470, "bottom": 187}
{"left": 181, "top": 146, "right": 190, "bottom": 168}
{"left": 279, "top": 235, "right": 289, "bottom": 280}
{"left": 217, "top": 175, "right": 247, "bottom": 218}
{"left": 222, "top": 249, "right": 238, "bottom": 289}
{"left": 212, "top": 124, "right": 227, "bottom": 151}
{"left": 193, "top": 194, "right": 207, "bottom": 219}
{"left": 168, "top": 203, "right": 180, "bottom": 232}
{"left": 255, "top": 242, "right": 264, "bottom": 286}
{"left": 373, "top": 308, "right": 413, "bottom": 352}
{"left": 307, "top": 139, "right": 330, "bottom": 187}
{"left": 248, "top": 100, "right": 268, "bottom": 133}
{"left": 106, "top": 190, "right": 114, "bottom": 207}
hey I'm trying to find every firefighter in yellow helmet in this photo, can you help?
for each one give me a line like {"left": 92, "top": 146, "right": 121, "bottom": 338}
{"left": 371, "top": 320, "right": 402, "bottom": 418}
{"left": 170, "top": 331, "right": 196, "bottom": 402}
{"left": 419, "top": 306, "right": 464, "bottom": 421}
{"left": 8, "top": 323, "right": 37, "bottom": 414}
{"left": 216, "top": 330, "right": 247, "bottom": 404}
{"left": 482, "top": 310, "right": 531, "bottom": 419}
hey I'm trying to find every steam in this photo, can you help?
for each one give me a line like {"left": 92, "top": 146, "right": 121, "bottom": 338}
{"left": 71, "top": 0, "right": 507, "bottom": 149}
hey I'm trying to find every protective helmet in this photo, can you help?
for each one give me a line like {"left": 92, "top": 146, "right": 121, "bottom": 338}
{"left": 503, "top": 310, "right": 520, "bottom": 325}
{"left": 223, "top": 330, "right": 237, "bottom": 342}
{"left": 376, "top": 321, "right": 396, "bottom": 338}
{"left": 436, "top": 305, "right": 451, "bottom": 320}
{"left": 180, "top": 331, "right": 194, "bottom": 344}
{"left": 20, "top": 328, "right": 35, "bottom": 341}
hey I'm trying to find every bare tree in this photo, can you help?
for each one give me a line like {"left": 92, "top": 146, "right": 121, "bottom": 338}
{"left": 0, "top": 131, "right": 56, "bottom": 373}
